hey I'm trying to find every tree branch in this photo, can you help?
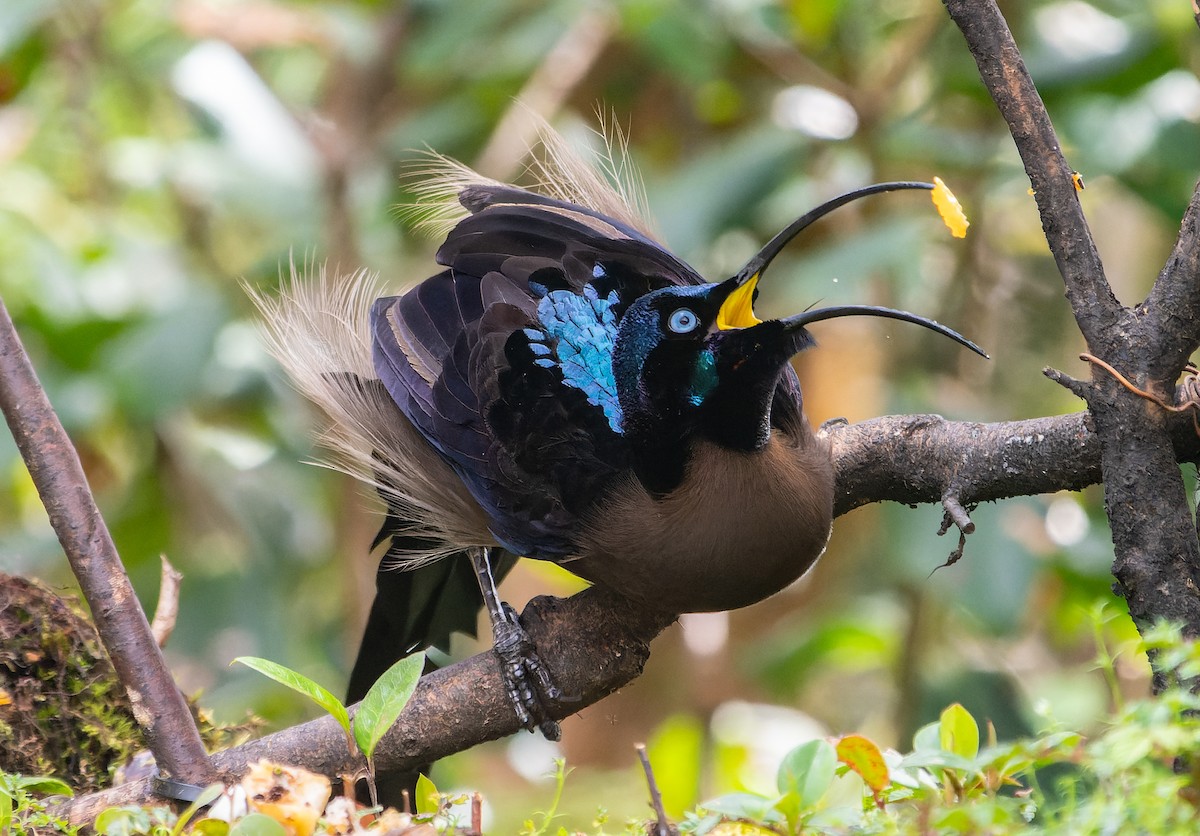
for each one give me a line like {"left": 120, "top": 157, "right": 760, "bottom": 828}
{"left": 942, "top": 0, "right": 1120, "bottom": 348}
{"left": 0, "top": 297, "right": 215, "bottom": 787}
{"left": 944, "top": 0, "right": 1200, "bottom": 643}
{"left": 825, "top": 412, "right": 1100, "bottom": 516}
{"left": 1144, "top": 178, "right": 1200, "bottom": 379}
{"left": 58, "top": 586, "right": 673, "bottom": 824}
{"left": 58, "top": 405, "right": 1200, "bottom": 824}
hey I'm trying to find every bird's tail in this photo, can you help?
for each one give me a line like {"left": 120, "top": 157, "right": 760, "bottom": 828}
{"left": 249, "top": 265, "right": 493, "bottom": 567}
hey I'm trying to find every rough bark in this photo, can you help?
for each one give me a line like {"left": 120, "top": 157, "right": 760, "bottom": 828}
{"left": 943, "top": 0, "right": 1200, "bottom": 638}
{"left": 57, "top": 586, "right": 673, "bottom": 824}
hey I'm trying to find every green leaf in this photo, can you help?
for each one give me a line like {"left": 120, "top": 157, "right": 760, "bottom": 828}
{"left": 415, "top": 773, "right": 440, "bottom": 816}
{"left": 233, "top": 656, "right": 351, "bottom": 738}
{"left": 913, "top": 721, "right": 942, "bottom": 752}
{"left": 94, "top": 807, "right": 150, "bottom": 836}
{"left": 773, "top": 790, "right": 802, "bottom": 827}
{"left": 14, "top": 775, "right": 74, "bottom": 796}
{"left": 939, "top": 703, "right": 980, "bottom": 760}
{"left": 898, "top": 750, "right": 979, "bottom": 773}
{"left": 776, "top": 739, "right": 836, "bottom": 809}
{"left": 191, "top": 820, "right": 231, "bottom": 836}
{"left": 229, "top": 813, "right": 288, "bottom": 836}
{"left": 698, "top": 792, "right": 784, "bottom": 825}
{"left": 172, "top": 783, "right": 225, "bottom": 836}
{"left": 0, "top": 786, "right": 12, "bottom": 834}
{"left": 353, "top": 651, "right": 424, "bottom": 760}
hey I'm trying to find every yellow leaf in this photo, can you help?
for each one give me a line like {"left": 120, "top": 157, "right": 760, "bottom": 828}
{"left": 931, "top": 177, "right": 969, "bottom": 238}
{"left": 835, "top": 733, "right": 890, "bottom": 795}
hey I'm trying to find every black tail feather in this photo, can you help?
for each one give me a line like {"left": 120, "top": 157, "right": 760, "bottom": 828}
{"left": 347, "top": 531, "right": 517, "bottom": 703}
{"left": 346, "top": 533, "right": 517, "bottom": 809}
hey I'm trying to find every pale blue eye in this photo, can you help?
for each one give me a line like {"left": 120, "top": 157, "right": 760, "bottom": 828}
{"left": 668, "top": 308, "right": 700, "bottom": 334}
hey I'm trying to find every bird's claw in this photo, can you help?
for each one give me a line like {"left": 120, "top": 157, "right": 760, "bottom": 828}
{"left": 492, "top": 603, "right": 562, "bottom": 740}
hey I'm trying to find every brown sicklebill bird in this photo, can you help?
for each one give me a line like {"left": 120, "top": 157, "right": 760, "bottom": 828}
{"left": 254, "top": 127, "right": 985, "bottom": 739}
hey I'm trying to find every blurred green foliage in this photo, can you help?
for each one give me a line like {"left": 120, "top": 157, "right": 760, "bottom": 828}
{"left": 1, "top": 0, "right": 1198, "bottom": 829}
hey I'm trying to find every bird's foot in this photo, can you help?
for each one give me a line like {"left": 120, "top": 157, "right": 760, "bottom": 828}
{"left": 492, "top": 602, "right": 562, "bottom": 740}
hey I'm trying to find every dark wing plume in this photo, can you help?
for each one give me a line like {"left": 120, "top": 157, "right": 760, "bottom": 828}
{"left": 371, "top": 186, "right": 708, "bottom": 558}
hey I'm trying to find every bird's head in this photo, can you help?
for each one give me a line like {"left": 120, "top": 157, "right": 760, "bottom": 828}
{"left": 613, "top": 180, "right": 986, "bottom": 488}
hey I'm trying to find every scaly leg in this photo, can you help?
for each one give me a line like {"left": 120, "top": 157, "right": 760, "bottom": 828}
{"left": 470, "top": 546, "right": 562, "bottom": 740}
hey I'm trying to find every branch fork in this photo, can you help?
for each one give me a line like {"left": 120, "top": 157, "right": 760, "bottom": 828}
{"left": 1080, "top": 353, "right": 1200, "bottom": 437}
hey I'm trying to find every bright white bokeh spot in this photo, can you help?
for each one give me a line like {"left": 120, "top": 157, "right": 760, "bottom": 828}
{"left": 1034, "top": 2, "right": 1130, "bottom": 61}
{"left": 772, "top": 85, "right": 859, "bottom": 140}
{"left": 1144, "top": 70, "right": 1200, "bottom": 123}
{"left": 1045, "top": 495, "right": 1089, "bottom": 547}
{"left": 712, "top": 701, "right": 827, "bottom": 794}
{"left": 505, "top": 732, "right": 563, "bottom": 783}
{"left": 172, "top": 40, "right": 319, "bottom": 183}
{"left": 680, "top": 611, "right": 729, "bottom": 657}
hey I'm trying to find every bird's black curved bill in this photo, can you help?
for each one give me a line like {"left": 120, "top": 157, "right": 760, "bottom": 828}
{"left": 781, "top": 304, "right": 989, "bottom": 359}
{"left": 731, "top": 182, "right": 935, "bottom": 286}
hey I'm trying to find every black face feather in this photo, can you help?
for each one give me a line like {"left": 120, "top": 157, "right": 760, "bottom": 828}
{"left": 697, "top": 323, "right": 816, "bottom": 451}
{"left": 611, "top": 283, "right": 820, "bottom": 493}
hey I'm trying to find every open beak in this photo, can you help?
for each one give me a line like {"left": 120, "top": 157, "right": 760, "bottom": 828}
{"left": 715, "top": 273, "right": 762, "bottom": 330}
{"left": 712, "top": 179, "right": 986, "bottom": 358}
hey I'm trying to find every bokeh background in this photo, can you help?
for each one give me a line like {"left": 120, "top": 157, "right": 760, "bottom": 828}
{"left": 2, "top": 0, "right": 1198, "bottom": 829}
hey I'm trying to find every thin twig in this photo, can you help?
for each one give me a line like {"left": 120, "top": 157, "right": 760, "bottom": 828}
{"left": 941, "top": 493, "right": 976, "bottom": 535}
{"left": 636, "top": 744, "right": 672, "bottom": 836}
{"left": 1042, "top": 366, "right": 1090, "bottom": 400}
{"left": 0, "top": 296, "right": 214, "bottom": 787}
{"left": 150, "top": 555, "right": 183, "bottom": 649}
{"left": 470, "top": 792, "right": 483, "bottom": 836}
{"left": 932, "top": 530, "right": 969, "bottom": 572}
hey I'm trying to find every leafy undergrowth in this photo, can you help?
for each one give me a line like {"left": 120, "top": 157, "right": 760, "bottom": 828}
{"left": 6, "top": 623, "right": 1200, "bottom": 834}
{"left": 671, "top": 621, "right": 1200, "bottom": 835}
